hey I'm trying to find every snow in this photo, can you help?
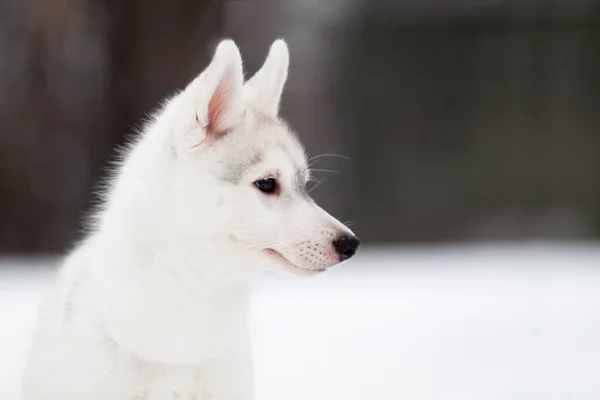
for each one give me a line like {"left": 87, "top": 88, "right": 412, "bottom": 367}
{"left": 2, "top": 244, "right": 600, "bottom": 399}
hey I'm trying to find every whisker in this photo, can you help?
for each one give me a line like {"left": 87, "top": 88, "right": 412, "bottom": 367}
{"left": 343, "top": 221, "right": 355, "bottom": 227}
{"left": 308, "top": 177, "right": 327, "bottom": 194}
{"left": 308, "top": 175, "right": 322, "bottom": 184}
{"left": 307, "top": 153, "right": 350, "bottom": 163}
{"left": 310, "top": 168, "right": 340, "bottom": 174}
{"left": 308, "top": 159, "right": 319, "bottom": 168}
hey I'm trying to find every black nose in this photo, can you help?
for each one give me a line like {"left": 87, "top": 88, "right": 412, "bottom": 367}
{"left": 333, "top": 235, "right": 360, "bottom": 260}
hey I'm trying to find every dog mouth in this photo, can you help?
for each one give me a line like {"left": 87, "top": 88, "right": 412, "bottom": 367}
{"left": 263, "top": 248, "right": 326, "bottom": 274}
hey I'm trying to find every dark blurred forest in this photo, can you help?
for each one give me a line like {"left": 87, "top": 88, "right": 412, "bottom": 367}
{"left": 1, "top": 0, "right": 600, "bottom": 253}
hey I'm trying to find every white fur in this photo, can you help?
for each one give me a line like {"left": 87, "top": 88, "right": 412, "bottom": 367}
{"left": 21, "top": 39, "right": 357, "bottom": 400}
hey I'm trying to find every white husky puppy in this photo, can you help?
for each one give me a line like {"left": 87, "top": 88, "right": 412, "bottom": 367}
{"left": 21, "top": 39, "right": 360, "bottom": 400}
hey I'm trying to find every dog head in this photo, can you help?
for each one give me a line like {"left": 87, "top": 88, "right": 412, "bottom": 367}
{"left": 164, "top": 40, "right": 359, "bottom": 276}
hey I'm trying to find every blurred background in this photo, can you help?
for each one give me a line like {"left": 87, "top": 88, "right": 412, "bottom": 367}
{"left": 1, "top": 1, "right": 600, "bottom": 399}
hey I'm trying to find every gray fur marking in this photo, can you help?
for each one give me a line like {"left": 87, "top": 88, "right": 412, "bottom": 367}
{"left": 294, "top": 168, "right": 309, "bottom": 196}
{"left": 219, "top": 152, "right": 264, "bottom": 184}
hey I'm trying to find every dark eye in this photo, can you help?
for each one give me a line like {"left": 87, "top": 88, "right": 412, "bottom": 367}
{"left": 255, "top": 178, "right": 277, "bottom": 194}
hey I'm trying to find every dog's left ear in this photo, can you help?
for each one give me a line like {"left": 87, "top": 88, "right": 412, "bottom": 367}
{"left": 243, "top": 39, "right": 289, "bottom": 117}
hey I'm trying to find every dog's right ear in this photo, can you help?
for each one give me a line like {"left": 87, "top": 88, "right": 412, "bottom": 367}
{"left": 174, "top": 40, "right": 244, "bottom": 151}
{"left": 243, "top": 39, "right": 289, "bottom": 117}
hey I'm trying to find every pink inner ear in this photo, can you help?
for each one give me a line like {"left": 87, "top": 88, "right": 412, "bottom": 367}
{"left": 206, "top": 78, "right": 230, "bottom": 137}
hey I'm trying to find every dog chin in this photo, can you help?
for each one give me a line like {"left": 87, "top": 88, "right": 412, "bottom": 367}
{"left": 263, "top": 248, "right": 327, "bottom": 276}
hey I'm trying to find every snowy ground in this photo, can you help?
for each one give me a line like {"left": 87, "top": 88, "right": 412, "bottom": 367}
{"left": 1, "top": 244, "right": 600, "bottom": 400}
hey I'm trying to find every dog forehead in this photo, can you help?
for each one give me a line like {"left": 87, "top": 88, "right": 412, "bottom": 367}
{"left": 260, "top": 139, "right": 305, "bottom": 169}
{"left": 249, "top": 112, "right": 306, "bottom": 166}
{"left": 216, "top": 114, "right": 306, "bottom": 184}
